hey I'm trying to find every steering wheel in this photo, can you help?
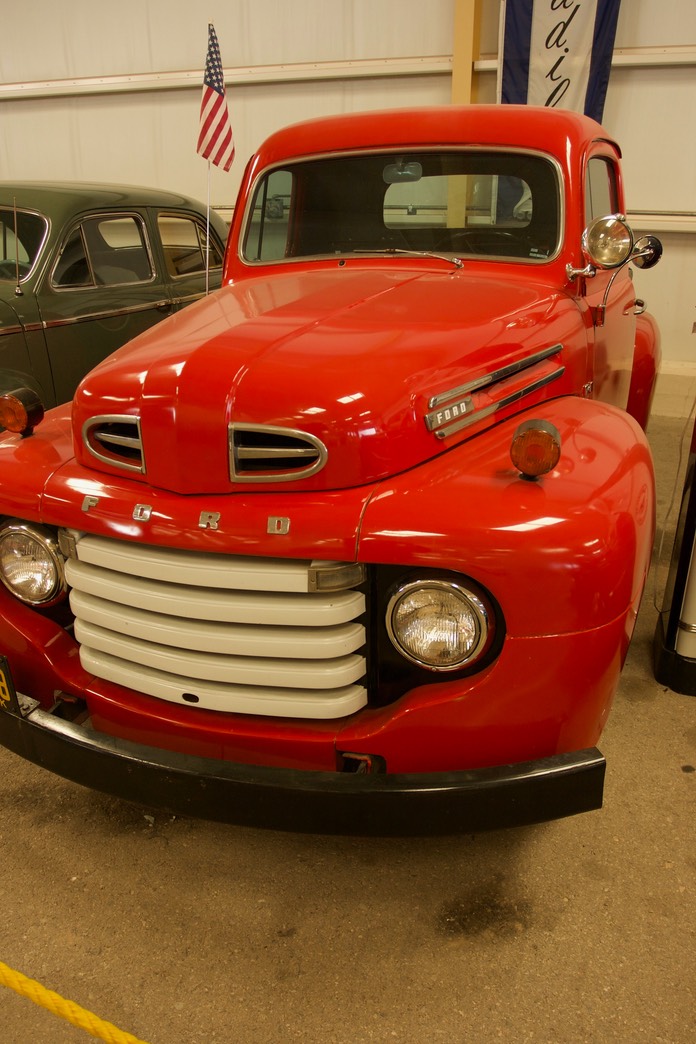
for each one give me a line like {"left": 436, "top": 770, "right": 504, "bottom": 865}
{"left": 437, "top": 229, "right": 520, "bottom": 255}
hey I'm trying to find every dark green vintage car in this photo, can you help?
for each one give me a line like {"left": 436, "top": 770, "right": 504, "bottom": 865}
{"left": 0, "top": 182, "right": 228, "bottom": 407}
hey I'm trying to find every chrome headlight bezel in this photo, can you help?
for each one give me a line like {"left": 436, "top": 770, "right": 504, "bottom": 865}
{"left": 0, "top": 522, "right": 67, "bottom": 607}
{"left": 386, "top": 577, "right": 492, "bottom": 672}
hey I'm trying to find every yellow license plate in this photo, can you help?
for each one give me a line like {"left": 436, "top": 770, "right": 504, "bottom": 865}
{"left": 0, "top": 656, "right": 20, "bottom": 713}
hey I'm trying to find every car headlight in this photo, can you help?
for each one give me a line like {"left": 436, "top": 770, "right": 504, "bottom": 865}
{"left": 386, "top": 578, "right": 492, "bottom": 671}
{"left": 0, "top": 522, "right": 66, "bottom": 607}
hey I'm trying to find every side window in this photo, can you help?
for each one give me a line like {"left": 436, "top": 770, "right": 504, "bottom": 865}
{"left": 52, "top": 227, "right": 91, "bottom": 287}
{"left": 53, "top": 214, "right": 152, "bottom": 288}
{"left": 244, "top": 170, "right": 293, "bottom": 261}
{"left": 585, "top": 158, "right": 619, "bottom": 225}
{"left": 0, "top": 210, "right": 47, "bottom": 280}
{"left": 158, "top": 214, "right": 223, "bottom": 277}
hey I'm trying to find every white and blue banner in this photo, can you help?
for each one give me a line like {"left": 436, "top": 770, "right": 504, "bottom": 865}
{"left": 497, "top": 0, "right": 622, "bottom": 122}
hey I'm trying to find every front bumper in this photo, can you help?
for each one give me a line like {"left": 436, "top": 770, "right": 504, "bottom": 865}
{"left": 0, "top": 691, "right": 605, "bottom": 835}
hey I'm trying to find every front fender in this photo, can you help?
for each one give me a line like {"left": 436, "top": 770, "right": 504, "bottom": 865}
{"left": 359, "top": 395, "right": 655, "bottom": 640}
{"left": 627, "top": 309, "right": 661, "bottom": 431}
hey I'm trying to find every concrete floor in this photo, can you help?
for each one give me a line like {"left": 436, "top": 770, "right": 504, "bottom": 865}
{"left": 0, "top": 410, "right": 694, "bottom": 1044}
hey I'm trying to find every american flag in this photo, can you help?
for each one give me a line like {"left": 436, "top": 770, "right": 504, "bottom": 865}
{"left": 196, "top": 24, "right": 235, "bottom": 172}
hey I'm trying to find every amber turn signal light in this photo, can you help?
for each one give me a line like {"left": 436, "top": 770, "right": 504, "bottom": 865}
{"left": 0, "top": 387, "right": 45, "bottom": 435}
{"left": 510, "top": 418, "right": 561, "bottom": 479}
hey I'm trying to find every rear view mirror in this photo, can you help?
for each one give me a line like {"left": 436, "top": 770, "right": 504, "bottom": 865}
{"left": 383, "top": 161, "right": 423, "bottom": 185}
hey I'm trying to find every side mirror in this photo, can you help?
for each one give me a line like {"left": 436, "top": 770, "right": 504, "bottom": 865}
{"left": 632, "top": 234, "right": 663, "bottom": 270}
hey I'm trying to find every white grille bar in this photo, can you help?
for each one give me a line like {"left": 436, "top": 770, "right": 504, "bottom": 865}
{"left": 66, "top": 534, "right": 368, "bottom": 719}
{"left": 79, "top": 648, "right": 368, "bottom": 719}
{"left": 70, "top": 590, "right": 365, "bottom": 658}
{"left": 74, "top": 620, "right": 366, "bottom": 689}
{"left": 74, "top": 535, "right": 322, "bottom": 592}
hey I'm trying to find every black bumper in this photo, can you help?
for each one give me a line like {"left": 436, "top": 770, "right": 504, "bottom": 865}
{"left": 0, "top": 695, "right": 605, "bottom": 835}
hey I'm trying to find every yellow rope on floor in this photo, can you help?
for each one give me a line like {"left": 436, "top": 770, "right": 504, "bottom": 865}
{"left": 0, "top": 959, "right": 150, "bottom": 1044}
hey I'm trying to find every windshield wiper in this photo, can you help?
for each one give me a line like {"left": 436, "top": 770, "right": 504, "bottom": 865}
{"left": 353, "top": 248, "right": 464, "bottom": 269}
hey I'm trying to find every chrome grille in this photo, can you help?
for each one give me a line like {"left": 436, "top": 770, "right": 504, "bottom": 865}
{"left": 65, "top": 535, "right": 367, "bottom": 720}
{"left": 230, "top": 423, "right": 327, "bottom": 483}
{"left": 82, "top": 415, "right": 144, "bottom": 473}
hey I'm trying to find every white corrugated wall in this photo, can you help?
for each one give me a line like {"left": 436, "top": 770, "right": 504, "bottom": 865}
{"left": 1, "top": 0, "right": 694, "bottom": 374}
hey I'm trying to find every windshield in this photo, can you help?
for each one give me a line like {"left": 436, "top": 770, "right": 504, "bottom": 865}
{"left": 0, "top": 208, "right": 48, "bottom": 281}
{"left": 243, "top": 150, "right": 561, "bottom": 265}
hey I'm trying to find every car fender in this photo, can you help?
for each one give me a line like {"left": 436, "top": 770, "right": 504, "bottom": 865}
{"left": 627, "top": 309, "right": 662, "bottom": 430}
{"left": 359, "top": 395, "right": 655, "bottom": 640}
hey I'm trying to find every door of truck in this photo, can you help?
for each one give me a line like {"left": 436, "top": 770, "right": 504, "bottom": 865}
{"left": 583, "top": 153, "right": 637, "bottom": 411}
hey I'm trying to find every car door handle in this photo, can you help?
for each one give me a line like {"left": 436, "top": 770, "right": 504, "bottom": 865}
{"left": 155, "top": 300, "right": 174, "bottom": 313}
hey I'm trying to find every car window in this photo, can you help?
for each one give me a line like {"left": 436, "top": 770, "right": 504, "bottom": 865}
{"left": 585, "top": 158, "right": 619, "bottom": 225}
{"left": 0, "top": 208, "right": 48, "bottom": 281}
{"left": 243, "top": 151, "right": 560, "bottom": 264}
{"left": 52, "top": 214, "right": 153, "bottom": 289}
{"left": 158, "top": 214, "right": 223, "bottom": 277}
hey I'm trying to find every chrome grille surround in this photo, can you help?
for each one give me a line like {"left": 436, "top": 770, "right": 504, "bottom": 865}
{"left": 229, "top": 423, "right": 328, "bottom": 483}
{"left": 82, "top": 414, "right": 144, "bottom": 473}
{"left": 64, "top": 533, "right": 367, "bottom": 720}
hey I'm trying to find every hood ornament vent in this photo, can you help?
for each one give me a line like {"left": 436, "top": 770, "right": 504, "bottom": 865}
{"left": 230, "top": 423, "right": 327, "bottom": 483}
{"left": 82, "top": 415, "right": 145, "bottom": 473}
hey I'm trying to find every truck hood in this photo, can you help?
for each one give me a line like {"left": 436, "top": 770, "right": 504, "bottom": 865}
{"left": 72, "top": 265, "right": 579, "bottom": 494}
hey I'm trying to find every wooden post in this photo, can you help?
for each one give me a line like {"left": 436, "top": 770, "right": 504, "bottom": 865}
{"left": 451, "top": 0, "right": 482, "bottom": 105}
{"left": 448, "top": 0, "right": 483, "bottom": 227}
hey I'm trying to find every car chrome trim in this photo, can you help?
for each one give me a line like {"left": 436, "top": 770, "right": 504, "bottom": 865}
{"left": 428, "top": 344, "right": 563, "bottom": 411}
{"left": 229, "top": 423, "right": 328, "bottom": 483}
{"left": 41, "top": 300, "right": 171, "bottom": 329}
{"left": 82, "top": 414, "right": 145, "bottom": 473}
{"left": 0, "top": 321, "right": 27, "bottom": 337}
{"left": 0, "top": 522, "right": 68, "bottom": 607}
{"left": 170, "top": 291, "right": 205, "bottom": 304}
{"left": 386, "top": 578, "right": 490, "bottom": 671}
{"left": 434, "top": 368, "right": 565, "bottom": 440}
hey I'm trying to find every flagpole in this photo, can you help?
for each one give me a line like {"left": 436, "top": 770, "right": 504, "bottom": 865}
{"left": 205, "top": 160, "right": 211, "bottom": 296}
{"left": 197, "top": 22, "right": 235, "bottom": 292}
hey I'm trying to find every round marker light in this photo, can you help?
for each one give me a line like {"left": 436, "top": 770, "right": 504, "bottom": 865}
{"left": 0, "top": 387, "right": 44, "bottom": 434}
{"left": 510, "top": 419, "right": 561, "bottom": 479}
{"left": 387, "top": 579, "right": 491, "bottom": 671}
{"left": 0, "top": 523, "right": 66, "bottom": 606}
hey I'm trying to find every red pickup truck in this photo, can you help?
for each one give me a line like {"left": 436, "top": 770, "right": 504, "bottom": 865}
{"left": 0, "top": 105, "right": 662, "bottom": 833}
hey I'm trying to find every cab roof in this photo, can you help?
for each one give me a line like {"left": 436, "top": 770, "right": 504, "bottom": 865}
{"left": 254, "top": 104, "right": 620, "bottom": 167}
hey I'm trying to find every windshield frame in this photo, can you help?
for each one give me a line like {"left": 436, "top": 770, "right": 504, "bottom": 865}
{"left": 239, "top": 146, "right": 565, "bottom": 268}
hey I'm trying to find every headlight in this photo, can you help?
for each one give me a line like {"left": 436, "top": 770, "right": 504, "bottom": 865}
{"left": 386, "top": 578, "right": 491, "bottom": 671}
{"left": 0, "top": 523, "right": 66, "bottom": 607}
